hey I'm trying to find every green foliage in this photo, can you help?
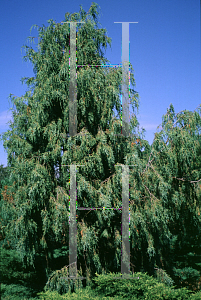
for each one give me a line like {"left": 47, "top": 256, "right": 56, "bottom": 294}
{"left": 173, "top": 267, "right": 200, "bottom": 289}
{"left": 0, "top": 165, "right": 12, "bottom": 243}
{"left": 0, "top": 1, "right": 201, "bottom": 298}
{"left": 37, "top": 290, "right": 66, "bottom": 299}
{"left": 1, "top": 284, "right": 35, "bottom": 300}
{"left": 36, "top": 288, "right": 201, "bottom": 300}
{"left": 0, "top": 247, "right": 30, "bottom": 284}
{"left": 36, "top": 287, "right": 124, "bottom": 299}
{"left": 0, "top": 1, "right": 139, "bottom": 281}
{"left": 90, "top": 271, "right": 199, "bottom": 299}
{"left": 154, "top": 268, "right": 174, "bottom": 287}
{"left": 0, "top": 164, "right": 9, "bottom": 190}
{"left": 44, "top": 263, "right": 83, "bottom": 295}
{"left": 0, "top": 247, "right": 48, "bottom": 299}
{"left": 190, "top": 292, "right": 201, "bottom": 300}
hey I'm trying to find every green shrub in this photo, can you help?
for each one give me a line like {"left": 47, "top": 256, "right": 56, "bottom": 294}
{"left": 90, "top": 271, "right": 198, "bottom": 299}
{"left": 1, "top": 283, "right": 35, "bottom": 300}
{"left": 190, "top": 291, "right": 201, "bottom": 300}
{"left": 173, "top": 267, "right": 200, "bottom": 288}
{"left": 0, "top": 248, "right": 30, "bottom": 284}
{"left": 2, "top": 271, "right": 200, "bottom": 299}
{"left": 0, "top": 247, "right": 47, "bottom": 298}
{"left": 37, "top": 287, "right": 124, "bottom": 299}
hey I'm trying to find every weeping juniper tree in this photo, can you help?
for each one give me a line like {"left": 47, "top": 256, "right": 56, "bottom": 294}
{"left": 1, "top": 2, "right": 200, "bottom": 293}
{"left": 0, "top": 2, "right": 142, "bottom": 281}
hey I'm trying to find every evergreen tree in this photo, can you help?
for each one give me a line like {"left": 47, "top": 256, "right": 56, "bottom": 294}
{"left": 132, "top": 104, "right": 201, "bottom": 289}
{"left": 0, "top": 2, "right": 140, "bottom": 281}
{"left": 1, "top": 2, "right": 200, "bottom": 293}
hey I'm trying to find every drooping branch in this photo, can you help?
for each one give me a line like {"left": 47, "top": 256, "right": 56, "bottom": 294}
{"left": 172, "top": 177, "right": 201, "bottom": 184}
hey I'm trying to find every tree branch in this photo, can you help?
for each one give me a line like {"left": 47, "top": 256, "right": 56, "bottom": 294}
{"left": 142, "top": 183, "right": 160, "bottom": 203}
{"left": 172, "top": 177, "right": 201, "bottom": 183}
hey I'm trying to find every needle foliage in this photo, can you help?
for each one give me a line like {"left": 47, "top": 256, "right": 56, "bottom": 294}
{"left": 0, "top": 3, "right": 200, "bottom": 297}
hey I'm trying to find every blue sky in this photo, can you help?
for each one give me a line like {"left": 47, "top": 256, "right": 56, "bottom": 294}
{"left": 0, "top": 0, "right": 200, "bottom": 168}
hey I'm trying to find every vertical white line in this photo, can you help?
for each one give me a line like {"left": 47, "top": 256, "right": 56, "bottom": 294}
{"left": 114, "top": 22, "right": 138, "bottom": 278}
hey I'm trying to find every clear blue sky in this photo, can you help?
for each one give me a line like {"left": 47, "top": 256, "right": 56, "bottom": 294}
{"left": 0, "top": 0, "right": 200, "bottom": 168}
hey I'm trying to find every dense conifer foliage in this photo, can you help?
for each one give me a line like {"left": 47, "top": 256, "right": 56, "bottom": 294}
{"left": 0, "top": 2, "right": 200, "bottom": 297}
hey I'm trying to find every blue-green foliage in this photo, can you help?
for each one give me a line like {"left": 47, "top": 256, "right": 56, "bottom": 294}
{"left": 44, "top": 265, "right": 83, "bottom": 295}
{"left": 154, "top": 268, "right": 175, "bottom": 287}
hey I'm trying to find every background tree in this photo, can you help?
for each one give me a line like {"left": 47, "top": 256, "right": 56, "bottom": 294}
{"left": 128, "top": 104, "right": 201, "bottom": 290}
